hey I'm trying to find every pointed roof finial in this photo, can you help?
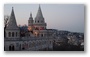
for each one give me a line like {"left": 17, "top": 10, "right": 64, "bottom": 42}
{"left": 11, "top": 7, "right": 14, "bottom": 16}
{"left": 39, "top": 4, "right": 40, "bottom": 7}
{"left": 30, "top": 12, "right": 32, "bottom": 17}
{"left": 35, "top": 4, "right": 43, "bottom": 19}
{"left": 12, "top": 7, "right": 13, "bottom": 10}
{"left": 6, "top": 7, "right": 19, "bottom": 29}
{"left": 39, "top": 4, "right": 41, "bottom": 11}
{"left": 29, "top": 12, "right": 33, "bottom": 19}
{"left": 12, "top": 7, "right": 13, "bottom": 9}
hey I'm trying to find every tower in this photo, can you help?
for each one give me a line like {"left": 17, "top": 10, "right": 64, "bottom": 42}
{"left": 34, "top": 5, "right": 47, "bottom": 30}
{"left": 5, "top": 7, "right": 20, "bottom": 38}
{"left": 28, "top": 13, "right": 33, "bottom": 31}
{"left": 33, "top": 5, "right": 47, "bottom": 37}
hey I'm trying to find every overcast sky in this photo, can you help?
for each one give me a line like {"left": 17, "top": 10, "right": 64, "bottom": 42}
{"left": 4, "top": 4, "right": 84, "bottom": 33}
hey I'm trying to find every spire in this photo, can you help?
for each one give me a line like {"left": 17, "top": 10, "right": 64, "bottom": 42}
{"left": 30, "top": 13, "right": 32, "bottom": 17}
{"left": 39, "top": 4, "right": 41, "bottom": 11}
{"left": 29, "top": 12, "right": 33, "bottom": 19}
{"left": 11, "top": 7, "right": 14, "bottom": 17}
{"left": 35, "top": 5, "right": 44, "bottom": 19}
{"left": 6, "top": 7, "right": 18, "bottom": 29}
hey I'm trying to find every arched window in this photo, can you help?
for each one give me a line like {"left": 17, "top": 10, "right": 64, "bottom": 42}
{"left": 12, "top": 32, "right": 14, "bottom": 37}
{"left": 28, "top": 21, "right": 30, "bottom": 23}
{"left": 38, "top": 20, "right": 39, "bottom": 23}
{"left": 9, "top": 44, "right": 15, "bottom": 51}
{"left": 32, "top": 42, "right": 35, "bottom": 47}
{"left": 50, "top": 41, "right": 52, "bottom": 44}
{"left": 29, "top": 34, "right": 30, "bottom": 36}
{"left": 8, "top": 32, "right": 11, "bottom": 37}
{"left": 35, "top": 27, "right": 39, "bottom": 30}
{"left": 41, "top": 34, "right": 43, "bottom": 37}
{"left": 16, "top": 32, "right": 17, "bottom": 37}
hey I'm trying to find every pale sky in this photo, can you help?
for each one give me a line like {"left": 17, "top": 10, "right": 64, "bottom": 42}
{"left": 4, "top": 4, "right": 84, "bottom": 33}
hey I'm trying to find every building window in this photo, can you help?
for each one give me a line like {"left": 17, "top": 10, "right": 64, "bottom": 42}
{"left": 38, "top": 20, "right": 39, "bottom": 23}
{"left": 8, "top": 32, "right": 11, "bottom": 37}
{"left": 16, "top": 32, "right": 17, "bottom": 37}
{"left": 50, "top": 41, "right": 52, "bottom": 44}
{"left": 44, "top": 34, "right": 46, "bottom": 36}
{"left": 35, "top": 27, "right": 39, "bottom": 30}
{"left": 41, "top": 34, "right": 43, "bottom": 37}
{"left": 40, "top": 27, "right": 44, "bottom": 30}
{"left": 29, "top": 34, "right": 30, "bottom": 36}
{"left": 12, "top": 32, "right": 14, "bottom": 37}
{"left": 28, "top": 21, "right": 30, "bottom": 23}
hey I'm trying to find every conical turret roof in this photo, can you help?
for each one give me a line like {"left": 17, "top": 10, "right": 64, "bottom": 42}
{"left": 35, "top": 5, "right": 44, "bottom": 20}
{"left": 6, "top": 7, "right": 19, "bottom": 29}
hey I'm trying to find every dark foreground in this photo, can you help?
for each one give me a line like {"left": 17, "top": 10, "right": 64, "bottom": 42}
{"left": 53, "top": 43, "right": 84, "bottom": 51}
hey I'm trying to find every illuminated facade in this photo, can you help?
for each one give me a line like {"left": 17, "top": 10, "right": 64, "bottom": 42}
{"left": 28, "top": 5, "right": 47, "bottom": 37}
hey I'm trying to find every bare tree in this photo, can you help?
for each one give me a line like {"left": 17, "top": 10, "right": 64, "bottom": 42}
{"left": 4, "top": 15, "right": 10, "bottom": 37}
{"left": 4, "top": 15, "right": 10, "bottom": 28}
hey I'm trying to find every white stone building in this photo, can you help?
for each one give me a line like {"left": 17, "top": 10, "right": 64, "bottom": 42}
{"left": 4, "top": 5, "right": 56, "bottom": 51}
